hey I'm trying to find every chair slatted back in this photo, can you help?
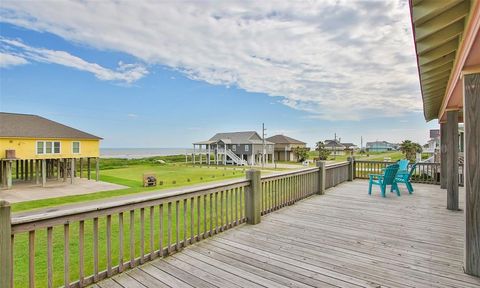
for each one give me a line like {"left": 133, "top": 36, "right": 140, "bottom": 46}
{"left": 398, "top": 159, "right": 409, "bottom": 171}
{"left": 407, "top": 163, "right": 418, "bottom": 180}
{"left": 383, "top": 164, "right": 399, "bottom": 185}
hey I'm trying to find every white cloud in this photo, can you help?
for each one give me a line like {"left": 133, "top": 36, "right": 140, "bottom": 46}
{"left": 0, "top": 0, "right": 421, "bottom": 119}
{"left": 0, "top": 38, "right": 148, "bottom": 83}
{"left": 0, "top": 52, "right": 28, "bottom": 67}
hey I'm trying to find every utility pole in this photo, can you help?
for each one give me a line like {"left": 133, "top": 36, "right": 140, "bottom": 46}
{"left": 361, "top": 136, "right": 363, "bottom": 150}
{"left": 333, "top": 133, "right": 337, "bottom": 160}
{"left": 262, "top": 123, "right": 266, "bottom": 168}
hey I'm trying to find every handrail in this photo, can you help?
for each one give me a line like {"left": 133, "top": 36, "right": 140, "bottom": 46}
{"left": 12, "top": 178, "right": 250, "bottom": 228}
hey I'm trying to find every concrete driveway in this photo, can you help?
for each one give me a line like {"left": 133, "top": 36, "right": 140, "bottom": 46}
{"left": 0, "top": 178, "right": 127, "bottom": 203}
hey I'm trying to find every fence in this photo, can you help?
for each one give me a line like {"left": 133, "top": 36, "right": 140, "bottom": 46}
{"left": 0, "top": 161, "right": 352, "bottom": 288}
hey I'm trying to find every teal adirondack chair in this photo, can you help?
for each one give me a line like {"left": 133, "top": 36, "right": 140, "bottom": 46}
{"left": 368, "top": 164, "right": 399, "bottom": 197}
{"left": 398, "top": 159, "right": 409, "bottom": 172}
{"left": 395, "top": 163, "right": 417, "bottom": 194}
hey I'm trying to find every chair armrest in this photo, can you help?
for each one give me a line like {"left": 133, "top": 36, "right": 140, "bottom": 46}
{"left": 369, "top": 174, "right": 384, "bottom": 180}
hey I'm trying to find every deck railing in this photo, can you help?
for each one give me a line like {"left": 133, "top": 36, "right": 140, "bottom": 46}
{"left": 0, "top": 161, "right": 352, "bottom": 288}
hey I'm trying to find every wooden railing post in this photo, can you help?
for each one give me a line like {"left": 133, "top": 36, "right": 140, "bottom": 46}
{"left": 316, "top": 161, "right": 326, "bottom": 195}
{"left": 0, "top": 200, "right": 12, "bottom": 288}
{"left": 347, "top": 157, "right": 354, "bottom": 181}
{"left": 245, "top": 169, "right": 261, "bottom": 224}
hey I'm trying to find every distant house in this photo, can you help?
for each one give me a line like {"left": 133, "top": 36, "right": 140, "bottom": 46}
{"left": 341, "top": 143, "right": 358, "bottom": 152}
{"left": 266, "top": 135, "right": 308, "bottom": 162}
{"left": 193, "top": 131, "right": 274, "bottom": 165}
{"left": 0, "top": 112, "right": 102, "bottom": 189}
{"left": 324, "top": 140, "right": 346, "bottom": 155}
{"left": 366, "top": 141, "right": 398, "bottom": 152}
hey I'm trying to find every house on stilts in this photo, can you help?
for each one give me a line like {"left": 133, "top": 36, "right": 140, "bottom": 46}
{"left": 192, "top": 131, "right": 274, "bottom": 166}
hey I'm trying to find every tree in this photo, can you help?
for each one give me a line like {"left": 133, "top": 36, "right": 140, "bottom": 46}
{"left": 399, "top": 140, "right": 422, "bottom": 161}
{"left": 292, "top": 147, "right": 309, "bottom": 162}
{"left": 315, "top": 141, "right": 331, "bottom": 160}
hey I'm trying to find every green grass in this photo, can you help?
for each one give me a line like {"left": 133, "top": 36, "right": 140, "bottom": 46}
{"left": 13, "top": 192, "right": 247, "bottom": 287}
{"left": 11, "top": 164, "right": 262, "bottom": 213}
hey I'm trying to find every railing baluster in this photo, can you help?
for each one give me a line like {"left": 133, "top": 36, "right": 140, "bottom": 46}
{"left": 79, "top": 220, "right": 84, "bottom": 286}
{"left": 190, "top": 197, "right": 194, "bottom": 244}
{"left": 220, "top": 190, "right": 224, "bottom": 231}
{"left": 93, "top": 217, "right": 99, "bottom": 281}
{"left": 47, "top": 227, "right": 53, "bottom": 288}
{"left": 203, "top": 195, "right": 207, "bottom": 238}
{"left": 118, "top": 213, "right": 124, "bottom": 271}
{"left": 64, "top": 223, "right": 70, "bottom": 288}
{"left": 230, "top": 188, "right": 234, "bottom": 227}
{"left": 29, "top": 230, "right": 35, "bottom": 288}
{"left": 215, "top": 192, "right": 219, "bottom": 234}
{"left": 209, "top": 193, "right": 213, "bottom": 236}
{"left": 106, "top": 214, "right": 112, "bottom": 276}
{"left": 159, "top": 204, "right": 163, "bottom": 257}
{"left": 183, "top": 199, "right": 187, "bottom": 247}
{"left": 140, "top": 208, "right": 145, "bottom": 264}
{"left": 235, "top": 187, "right": 239, "bottom": 225}
{"left": 226, "top": 189, "right": 229, "bottom": 228}
{"left": 149, "top": 206, "right": 154, "bottom": 260}
{"left": 197, "top": 196, "right": 201, "bottom": 240}
{"left": 167, "top": 202, "right": 172, "bottom": 253}
{"left": 175, "top": 200, "right": 180, "bottom": 251}
{"left": 129, "top": 210, "right": 135, "bottom": 267}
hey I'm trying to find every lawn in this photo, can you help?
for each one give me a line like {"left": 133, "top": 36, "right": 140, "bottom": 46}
{"left": 11, "top": 163, "right": 271, "bottom": 213}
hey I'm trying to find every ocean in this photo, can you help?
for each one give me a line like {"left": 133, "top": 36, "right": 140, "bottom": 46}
{"left": 100, "top": 148, "right": 193, "bottom": 159}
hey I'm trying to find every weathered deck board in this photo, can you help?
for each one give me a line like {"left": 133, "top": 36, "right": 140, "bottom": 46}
{"left": 95, "top": 180, "right": 480, "bottom": 288}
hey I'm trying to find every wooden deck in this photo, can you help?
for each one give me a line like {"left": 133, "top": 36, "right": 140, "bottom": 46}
{"left": 93, "top": 180, "right": 480, "bottom": 288}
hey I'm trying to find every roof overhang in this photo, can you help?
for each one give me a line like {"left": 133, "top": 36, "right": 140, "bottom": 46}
{"left": 410, "top": 0, "right": 480, "bottom": 123}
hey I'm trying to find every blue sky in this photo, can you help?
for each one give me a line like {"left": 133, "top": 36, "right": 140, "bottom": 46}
{"left": 0, "top": 1, "right": 437, "bottom": 148}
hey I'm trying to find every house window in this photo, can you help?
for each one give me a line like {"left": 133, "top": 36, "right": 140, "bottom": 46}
{"left": 72, "top": 142, "right": 80, "bottom": 154}
{"left": 36, "top": 141, "right": 44, "bottom": 154}
{"left": 232, "top": 145, "right": 236, "bottom": 151}
{"left": 245, "top": 145, "right": 249, "bottom": 152}
{"left": 45, "top": 142, "right": 53, "bottom": 154}
{"left": 54, "top": 142, "right": 61, "bottom": 154}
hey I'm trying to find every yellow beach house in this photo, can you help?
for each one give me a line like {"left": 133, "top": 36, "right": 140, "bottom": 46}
{"left": 0, "top": 112, "right": 102, "bottom": 189}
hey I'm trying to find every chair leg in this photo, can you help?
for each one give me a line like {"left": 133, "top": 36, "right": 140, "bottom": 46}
{"left": 406, "top": 182, "right": 413, "bottom": 194}
{"left": 381, "top": 186, "right": 386, "bottom": 198}
{"left": 368, "top": 181, "right": 372, "bottom": 195}
{"left": 394, "top": 183, "right": 400, "bottom": 196}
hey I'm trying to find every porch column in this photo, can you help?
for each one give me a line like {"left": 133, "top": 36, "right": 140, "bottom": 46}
{"left": 63, "top": 159, "right": 68, "bottom": 182}
{"left": 35, "top": 160, "right": 40, "bottom": 185}
{"left": 87, "top": 158, "right": 91, "bottom": 180}
{"left": 446, "top": 109, "right": 459, "bottom": 211}
{"left": 79, "top": 158, "right": 83, "bottom": 178}
{"left": 464, "top": 72, "right": 480, "bottom": 276}
{"left": 57, "top": 160, "right": 61, "bottom": 180}
{"left": 5, "top": 161, "right": 12, "bottom": 189}
{"left": 192, "top": 144, "right": 196, "bottom": 164}
{"left": 440, "top": 123, "right": 447, "bottom": 189}
{"left": 24, "top": 160, "right": 28, "bottom": 181}
{"left": 95, "top": 158, "right": 99, "bottom": 181}
{"left": 224, "top": 145, "right": 227, "bottom": 165}
{"left": 42, "top": 159, "right": 47, "bottom": 187}
{"left": 208, "top": 144, "right": 211, "bottom": 165}
{"left": 70, "top": 158, "right": 75, "bottom": 184}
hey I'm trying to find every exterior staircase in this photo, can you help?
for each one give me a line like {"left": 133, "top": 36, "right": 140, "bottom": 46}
{"left": 225, "top": 149, "right": 247, "bottom": 165}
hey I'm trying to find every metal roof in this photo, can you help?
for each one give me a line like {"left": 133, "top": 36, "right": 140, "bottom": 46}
{"left": 410, "top": 0, "right": 475, "bottom": 121}
{"left": 0, "top": 112, "right": 102, "bottom": 140}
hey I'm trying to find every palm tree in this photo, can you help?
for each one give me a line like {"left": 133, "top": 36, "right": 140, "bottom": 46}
{"left": 315, "top": 141, "right": 331, "bottom": 160}
{"left": 399, "top": 140, "right": 422, "bottom": 161}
